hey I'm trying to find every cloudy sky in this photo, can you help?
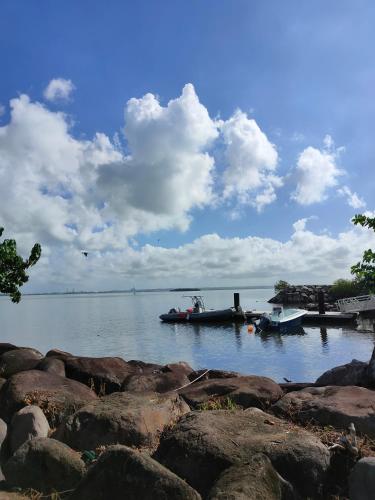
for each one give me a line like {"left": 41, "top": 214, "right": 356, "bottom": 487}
{"left": 0, "top": 1, "right": 374, "bottom": 292}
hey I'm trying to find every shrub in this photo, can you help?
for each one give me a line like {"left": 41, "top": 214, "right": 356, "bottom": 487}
{"left": 330, "top": 279, "right": 367, "bottom": 300}
{"left": 274, "top": 280, "right": 290, "bottom": 293}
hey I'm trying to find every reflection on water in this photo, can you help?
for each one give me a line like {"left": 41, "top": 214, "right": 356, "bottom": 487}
{"left": 0, "top": 289, "right": 374, "bottom": 383}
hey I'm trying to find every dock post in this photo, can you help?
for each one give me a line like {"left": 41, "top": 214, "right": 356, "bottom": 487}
{"left": 234, "top": 293, "right": 240, "bottom": 311}
{"left": 318, "top": 290, "right": 325, "bottom": 315}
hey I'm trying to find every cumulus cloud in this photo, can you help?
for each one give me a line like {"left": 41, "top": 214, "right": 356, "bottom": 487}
{"left": 96, "top": 83, "right": 219, "bottom": 231}
{"left": 43, "top": 78, "right": 75, "bottom": 102}
{"left": 1, "top": 84, "right": 373, "bottom": 292}
{"left": 221, "top": 110, "right": 282, "bottom": 211}
{"left": 337, "top": 185, "right": 366, "bottom": 209}
{"left": 25, "top": 216, "right": 375, "bottom": 292}
{"left": 0, "top": 84, "right": 220, "bottom": 259}
{"left": 292, "top": 135, "right": 344, "bottom": 205}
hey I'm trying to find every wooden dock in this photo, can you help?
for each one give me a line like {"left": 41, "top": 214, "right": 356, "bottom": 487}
{"left": 245, "top": 310, "right": 356, "bottom": 325}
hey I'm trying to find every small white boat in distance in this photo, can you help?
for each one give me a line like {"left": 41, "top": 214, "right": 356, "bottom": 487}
{"left": 257, "top": 306, "right": 307, "bottom": 331}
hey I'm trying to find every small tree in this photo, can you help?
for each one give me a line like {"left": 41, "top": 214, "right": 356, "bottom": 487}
{"left": 351, "top": 214, "right": 375, "bottom": 293}
{"left": 274, "top": 280, "right": 290, "bottom": 293}
{"left": 0, "top": 227, "right": 41, "bottom": 303}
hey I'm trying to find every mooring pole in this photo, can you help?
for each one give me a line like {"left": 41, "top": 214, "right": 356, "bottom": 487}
{"left": 234, "top": 293, "right": 240, "bottom": 311}
{"left": 318, "top": 290, "right": 325, "bottom": 315}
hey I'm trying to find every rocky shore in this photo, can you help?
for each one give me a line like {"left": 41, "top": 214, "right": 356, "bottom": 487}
{"left": 269, "top": 285, "right": 338, "bottom": 311}
{"left": 0, "top": 343, "right": 375, "bottom": 498}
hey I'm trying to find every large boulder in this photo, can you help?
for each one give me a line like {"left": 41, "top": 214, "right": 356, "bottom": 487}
{"left": 0, "top": 344, "right": 18, "bottom": 357}
{"left": 0, "top": 418, "right": 7, "bottom": 449}
{"left": 10, "top": 405, "right": 50, "bottom": 454}
{"left": 0, "top": 370, "right": 97, "bottom": 425}
{"left": 70, "top": 445, "right": 201, "bottom": 500}
{"left": 179, "top": 376, "right": 283, "bottom": 410}
{"left": 55, "top": 391, "right": 190, "bottom": 451}
{"left": 155, "top": 408, "right": 330, "bottom": 498}
{"left": 188, "top": 369, "right": 242, "bottom": 382}
{"left": 46, "top": 348, "right": 73, "bottom": 360}
{"left": 349, "top": 457, "right": 375, "bottom": 500}
{"left": 64, "top": 356, "right": 136, "bottom": 394}
{"left": 208, "top": 454, "right": 294, "bottom": 500}
{"left": 123, "top": 371, "right": 190, "bottom": 393}
{"left": 122, "top": 361, "right": 194, "bottom": 393}
{"left": 0, "top": 378, "right": 6, "bottom": 392}
{"left": 0, "top": 348, "right": 43, "bottom": 378}
{"left": 272, "top": 385, "right": 375, "bottom": 437}
{"left": 37, "top": 357, "right": 66, "bottom": 377}
{"left": 315, "top": 359, "right": 368, "bottom": 387}
{"left": 3, "top": 437, "right": 85, "bottom": 494}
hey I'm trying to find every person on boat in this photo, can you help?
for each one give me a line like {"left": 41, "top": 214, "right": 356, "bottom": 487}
{"left": 193, "top": 300, "right": 200, "bottom": 313}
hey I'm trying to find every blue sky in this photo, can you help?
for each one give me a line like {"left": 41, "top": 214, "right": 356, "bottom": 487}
{"left": 0, "top": 1, "right": 374, "bottom": 291}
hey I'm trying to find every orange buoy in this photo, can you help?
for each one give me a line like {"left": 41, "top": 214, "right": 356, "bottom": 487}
{"left": 247, "top": 324, "right": 254, "bottom": 333}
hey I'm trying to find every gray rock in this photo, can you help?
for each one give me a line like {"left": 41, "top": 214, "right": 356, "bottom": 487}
{"left": 155, "top": 407, "right": 330, "bottom": 498}
{"left": 55, "top": 391, "right": 190, "bottom": 451}
{"left": 10, "top": 405, "right": 50, "bottom": 454}
{"left": 37, "top": 357, "right": 66, "bottom": 377}
{"left": 3, "top": 437, "right": 85, "bottom": 493}
{"left": 0, "top": 344, "right": 18, "bottom": 356}
{"left": 123, "top": 371, "right": 190, "bottom": 393}
{"left": 179, "top": 375, "right": 283, "bottom": 409}
{"left": 70, "top": 445, "right": 201, "bottom": 500}
{"left": 315, "top": 359, "right": 368, "bottom": 387}
{"left": 349, "top": 457, "right": 375, "bottom": 500}
{"left": 188, "top": 369, "right": 242, "bottom": 381}
{"left": 208, "top": 454, "right": 294, "bottom": 500}
{"left": 272, "top": 385, "right": 375, "bottom": 437}
{"left": 46, "top": 348, "right": 73, "bottom": 360}
{"left": 0, "top": 370, "right": 97, "bottom": 425}
{"left": 0, "top": 378, "right": 6, "bottom": 392}
{"left": 0, "top": 348, "right": 43, "bottom": 378}
{"left": 65, "top": 356, "right": 136, "bottom": 394}
{"left": 0, "top": 418, "right": 7, "bottom": 449}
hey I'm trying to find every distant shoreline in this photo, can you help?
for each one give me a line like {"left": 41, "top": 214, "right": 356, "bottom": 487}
{"left": 6, "top": 285, "right": 274, "bottom": 298}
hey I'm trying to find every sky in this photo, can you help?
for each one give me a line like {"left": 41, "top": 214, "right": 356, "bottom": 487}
{"left": 0, "top": 0, "right": 374, "bottom": 292}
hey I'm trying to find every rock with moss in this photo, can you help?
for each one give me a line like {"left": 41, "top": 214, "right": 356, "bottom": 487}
{"left": 55, "top": 391, "right": 190, "bottom": 451}
{"left": 0, "top": 370, "right": 97, "bottom": 425}
{"left": 155, "top": 408, "right": 329, "bottom": 498}
{"left": 208, "top": 453, "right": 294, "bottom": 499}
{"left": 70, "top": 445, "right": 201, "bottom": 500}
{"left": 272, "top": 385, "right": 375, "bottom": 437}
{"left": 179, "top": 376, "right": 283, "bottom": 410}
{"left": 3, "top": 437, "right": 85, "bottom": 494}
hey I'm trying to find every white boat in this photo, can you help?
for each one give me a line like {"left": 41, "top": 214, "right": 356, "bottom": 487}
{"left": 257, "top": 306, "right": 307, "bottom": 331}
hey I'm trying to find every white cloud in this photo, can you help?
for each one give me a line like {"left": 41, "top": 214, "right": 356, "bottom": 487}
{"left": 43, "top": 78, "right": 75, "bottom": 102}
{"left": 1, "top": 84, "right": 373, "bottom": 292}
{"left": 25, "top": 216, "right": 375, "bottom": 292}
{"left": 0, "top": 84, "right": 219, "bottom": 257}
{"left": 292, "top": 135, "right": 344, "bottom": 205}
{"left": 96, "top": 83, "right": 219, "bottom": 231}
{"left": 221, "top": 110, "right": 282, "bottom": 211}
{"left": 337, "top": 185, "right": 366, "bottom": 209}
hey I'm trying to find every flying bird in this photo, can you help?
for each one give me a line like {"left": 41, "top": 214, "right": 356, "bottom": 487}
{"left": 81, "top": 251, "right": 88, "bottom": 257}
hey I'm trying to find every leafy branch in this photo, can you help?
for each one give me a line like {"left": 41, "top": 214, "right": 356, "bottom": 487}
{"left": 0, "top": 227, "right": 41, "bottom": 303}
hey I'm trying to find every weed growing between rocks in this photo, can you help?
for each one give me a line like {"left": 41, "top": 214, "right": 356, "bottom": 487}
{"left": 198, "top": 396, "right": 239, "bottom": 411}
{"left": 23, "top": 391, "right": 78, "bottom": 427}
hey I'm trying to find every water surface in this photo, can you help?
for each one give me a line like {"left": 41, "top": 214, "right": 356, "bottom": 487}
{"left": 1, "top": 288, "right": 374, "bottom": 383}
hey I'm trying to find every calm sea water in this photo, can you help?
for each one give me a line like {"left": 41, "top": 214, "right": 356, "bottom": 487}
{"left": 1, "top": 288, "right": 374, "bottom": 383}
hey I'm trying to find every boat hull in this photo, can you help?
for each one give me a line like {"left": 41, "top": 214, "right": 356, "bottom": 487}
{"left": 257, "top": 309, "right": 307, "bottom": 331}
{"left": 160, "top": 308, "right": 244, "bottom": 323}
